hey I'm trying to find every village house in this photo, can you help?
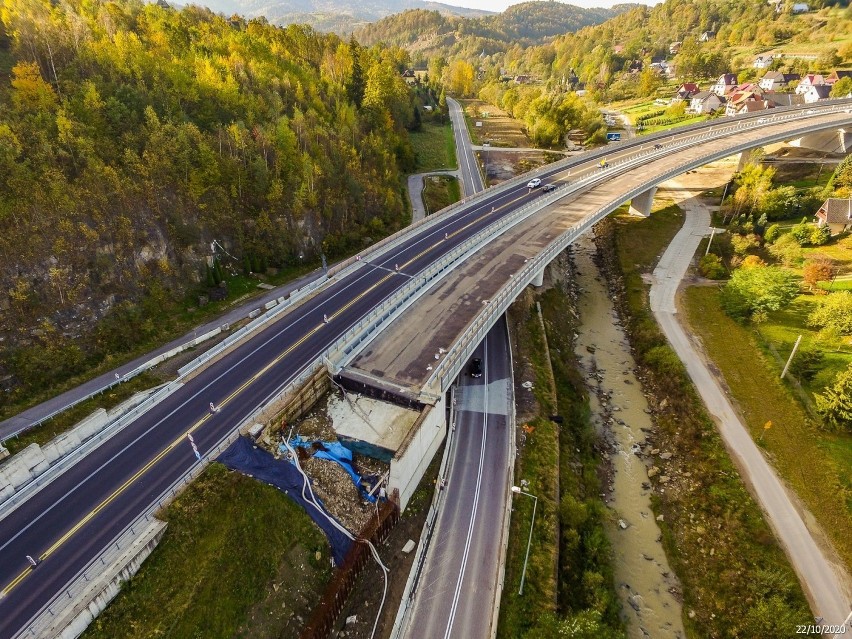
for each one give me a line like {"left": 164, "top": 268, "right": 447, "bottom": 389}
{"left": 826, "top": 70, "right": 852, "bottom": 85}
{"left": 700, "top": 31, "right": 716, "bottom": 42}
{"left": 764, "top": 92, "right": 805, "bottom": 108}
{"left": 727, "top": 98, "right": 775, "bottom": 116}
{"left": 815, "top": 198, "right": 852, "bottom": 235}
{"left": 792, "top": 2, "right": 809, "bottom": 13}
{"left": 753, "top": 55, "right": 773, "bottom": 70}
{"left": 669, "top": 41, "right": 682, "bottom": 55}
{"left": 759, "top": 71, "right": 800, "bottom": 91}
{"left": 711, "top": 73, "right": 739, "bottom": 95}
{"left": 688, "top": 91, "right": 725, "bottom": 114}
{"left": 804, "top": 84, "right": 832, "bottom": 103}
{"left": 796, "top": 73, "right": 826, "bottom": 94}
{"left": 673, "top": 82, "right": 700, "bottom": 102}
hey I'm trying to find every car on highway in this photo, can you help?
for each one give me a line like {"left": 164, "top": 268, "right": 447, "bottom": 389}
{"left": 757, "top": 118, "right": 768, "bottom": 124}
{"left": 527, "top": 178, "right": 542, "bottom": 189}
{"left": 468, "top": 357, "right": 483, "bottom": 378}
{"left": 542, "top": 183, "right": 558, "bottom": 193}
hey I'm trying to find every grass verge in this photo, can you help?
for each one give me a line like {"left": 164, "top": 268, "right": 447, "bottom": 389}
{"left": 409, "top": 122, "right": 457, "bottom": 172}
{"left": 499, "top": 278, "right": 624, "bottom": 638}
{"left": 421, "top": 174, "right": 461, "bottom": 215}
{"left": 682, "top": 286, "right": 852, "bottom": 564}
{"left": 83, "top": 463, "right": 332, "bottom": 639}
{"left": 596, "top": 206, "right": 812, "bottom": 637}
{"left": 2, "top": 373, "right": 159, "bottom": 454}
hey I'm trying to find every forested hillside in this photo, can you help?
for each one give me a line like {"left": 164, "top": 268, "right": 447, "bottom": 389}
{"left": 498, "top": 0, "right": 852, "bottom": 100}
{"left": 0, "top": 0, "right": 417, "bottom": 402}
{"left": 353, "top": 2, "right": 631, "bottom": 62}
{"left": 192, "top": 0, "right": 491, "bottom": 34}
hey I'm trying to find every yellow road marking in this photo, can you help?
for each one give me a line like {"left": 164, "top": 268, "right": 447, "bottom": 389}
{"left": 0, "top": 157, "right": 590, "bottom": 598}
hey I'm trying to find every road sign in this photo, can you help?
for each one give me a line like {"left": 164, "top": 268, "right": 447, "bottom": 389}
{"left": 606, "top": 132, "right": 621, "bottom": 141}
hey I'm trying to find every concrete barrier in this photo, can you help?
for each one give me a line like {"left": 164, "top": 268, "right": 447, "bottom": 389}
{"left": 47, "top": 519, "right": 167, "bottom": 639}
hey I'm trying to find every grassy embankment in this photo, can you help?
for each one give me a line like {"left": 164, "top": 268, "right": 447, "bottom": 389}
{"left": 499, "top": 274, "right": 624, "bottom": 638}
{"left": 598, "top": 201, "right": 812, "bottom": 637}
{"left": 683, "top": 287, "right": 852, "bottom": 566}
{"left": 408, "top": 120, "right": 460, "bottom": 214}
{"left": 421, "top": 175, "right": 461, "bottom": 214}
{"left": 3, "top": 373, "right": 158, "bottom": 455}
{"left": 83, "top": 463, "right": 331, "bottom": 639}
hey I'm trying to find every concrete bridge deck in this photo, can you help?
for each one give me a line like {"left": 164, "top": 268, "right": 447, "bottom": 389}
{"left": 342, "top": 111, "right": 851, "bottom": 399}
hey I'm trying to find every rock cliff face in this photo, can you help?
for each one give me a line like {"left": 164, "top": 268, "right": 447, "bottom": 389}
{"left": 0, "top": 1, "right": 415, "bottom": 401}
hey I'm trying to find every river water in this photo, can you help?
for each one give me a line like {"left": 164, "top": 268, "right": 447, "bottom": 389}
{"left": 571, "top": 236, "right": 686, "bottom": 639}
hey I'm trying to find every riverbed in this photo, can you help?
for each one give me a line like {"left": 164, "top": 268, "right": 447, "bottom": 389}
{"left": 571, "top": 235, "right": 685, "bottom": 639}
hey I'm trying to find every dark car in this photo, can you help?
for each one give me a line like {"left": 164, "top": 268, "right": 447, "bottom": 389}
{"left": 469, "top": 357, "right": 483, "bottom": 378}
{"left": 542, "top": 183, "right": 558, "bottom": 193}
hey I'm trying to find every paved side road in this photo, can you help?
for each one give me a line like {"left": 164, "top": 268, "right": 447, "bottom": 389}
{"left": 401, "top": 318, "right": 512, "bottom": 639}
{"left": 447, "top": 97, "right": 485, "bottom": 197}
{"left": 408, "top": 170, "right": 461, "bottom": 223}
{"left": 649, "top": 182, "right": 852, "bottom": 628}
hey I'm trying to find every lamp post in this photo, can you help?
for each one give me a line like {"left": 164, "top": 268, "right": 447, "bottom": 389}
{"left": 511, "top": 485, "right": 538, "bottom": 595}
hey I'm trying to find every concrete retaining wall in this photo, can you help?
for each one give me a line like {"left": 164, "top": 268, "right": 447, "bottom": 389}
{"left": 0, "top": 390, "right": 157, "bottom": 504}
{"left": 389, "top": 395, "right": 446, "bottom": 510}
{"left": 48, "top": 519, "right": 168, "bottom": 639}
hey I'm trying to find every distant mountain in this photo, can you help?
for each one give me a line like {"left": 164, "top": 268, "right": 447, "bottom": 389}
{"left": 353, "top": 2, "right": 636, "bottom": 57}
{"left": 187, "top": 0, "right": 493, "bottom": 32}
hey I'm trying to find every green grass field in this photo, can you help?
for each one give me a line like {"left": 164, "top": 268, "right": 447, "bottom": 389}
{"left": 421, "top": 174, "right": 461, "bottom": 215}
{"left": 409, "top": 122, "right": 457, "bottom": 172}
{"left": 682, "top": 286, "right": 852, "bottom": 568}
{"left": 83, "top": 463, "right": 332, "bottom": 639}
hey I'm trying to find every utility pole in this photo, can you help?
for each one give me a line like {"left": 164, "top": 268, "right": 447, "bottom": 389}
{"left": 781, "top": 335, "right": 802, "bottom": 380}
{"left": 705, "top": 227, "right": 717, "bottom": 256}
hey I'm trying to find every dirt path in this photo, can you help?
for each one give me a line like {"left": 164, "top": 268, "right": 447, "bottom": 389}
{"left": 650, "top": 177, "right": 852, "bottom": 629}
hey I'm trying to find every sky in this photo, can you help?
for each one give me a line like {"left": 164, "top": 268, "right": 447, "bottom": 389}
{"left": 444, "top": 0, "right": 660, "bottom": 12}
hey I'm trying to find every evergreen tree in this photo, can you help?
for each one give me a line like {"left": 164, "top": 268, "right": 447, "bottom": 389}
{"left": 347, "top": 37, "right": 365, "bottom": 108}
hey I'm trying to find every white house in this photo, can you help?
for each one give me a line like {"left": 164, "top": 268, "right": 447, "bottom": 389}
{"left": 804, "top": 84, "right": 832, "bottom": 103}
{"left": 711, "top": 73, "right": 739, "bottom": 95}
{"left": 792, "top": 3, "right": 809, "bottom": 13}
{"left": 816, "top": 198, "right": 852, "bottom": 235}
{"left": 796, "top": 73, "right": 826, "bottom": 94}
{"left": 753, "top": 55, "right": 773, "bottom": 70}
{"left": 689, "top": 91, "right": 725, "bottom": 114}
{"left": 759, "top": 71, "right": 800, "bottom": 91}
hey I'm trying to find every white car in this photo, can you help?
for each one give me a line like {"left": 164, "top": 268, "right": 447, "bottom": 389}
{"left": 756, "top": 118, "right": 767, "bottom": 124}
{"left": 527, "top": 178, "right": 542, "bottom": 189}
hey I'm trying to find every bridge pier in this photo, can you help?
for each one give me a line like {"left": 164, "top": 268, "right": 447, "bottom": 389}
{"left": 629, "top": 186, "right": 657, "bottom": 217}
{"left": 788, "top": 128, "right": 851, "bottom": 154}
{"left": 737, "top": 147, "right": 762, "bottom": 171}
{"left": 531, "top": 268, "right": 544, "bottom": 287}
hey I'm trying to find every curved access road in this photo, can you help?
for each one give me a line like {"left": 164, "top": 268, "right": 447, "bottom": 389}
{"left": 650, "top": 180, "right": 852, "bottom": 629}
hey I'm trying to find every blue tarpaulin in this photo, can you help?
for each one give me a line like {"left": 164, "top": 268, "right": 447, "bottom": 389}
{"left": 218, "top": 437, "right": 352, "bottom": 565}
{"left": 286, "top": 437, "right": 378, "bottom": 503}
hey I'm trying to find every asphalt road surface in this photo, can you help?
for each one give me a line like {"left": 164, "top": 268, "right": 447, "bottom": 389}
{"left": 403, "top": 318, "right": 512, "bottom": 639}
{"left": 447, "top": 97, "right": 485, "bottom": 197}
{"left": 0, "top": 105, "right": 849, "bottom": 639}
{"left": 650, "top": 182, "right": 852, "bottom": 628}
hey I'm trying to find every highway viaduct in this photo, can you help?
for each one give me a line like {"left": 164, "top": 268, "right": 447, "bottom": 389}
{"left": 0, "top": 100, "right": 850, "bottom": 639}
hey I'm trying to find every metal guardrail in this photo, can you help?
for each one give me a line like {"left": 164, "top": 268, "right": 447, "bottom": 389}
{"left": 6, "top": 100, "right": 847, "bottom": 443}
{"left": 424, "top": 106, "right": 852, "bottom": 396}
{"left": 0, "top": 382, "right": 182, "bottom": 522}
{"left": 12, "top": 102, "right": 852, "bottom": 639}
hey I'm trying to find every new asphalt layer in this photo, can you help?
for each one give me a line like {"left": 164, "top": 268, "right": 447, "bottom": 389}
{"left": 0, "top": 103, "right": 850, "bottom": 638}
